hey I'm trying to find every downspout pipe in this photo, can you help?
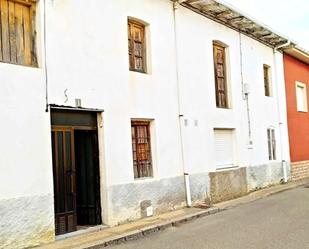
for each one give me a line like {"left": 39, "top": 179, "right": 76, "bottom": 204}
{"left": 273, "top": 40, "right": 291, "bottom": 184}
{"left": 44, "top": 0, "right": 49, "bottom": 113}
{"left": 173, "top": 1, "right": 192, "bottom": 207}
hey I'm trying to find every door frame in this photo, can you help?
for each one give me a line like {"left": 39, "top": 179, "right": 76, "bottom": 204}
{"left": 50, "top": 108, "right": 104, "bottom": 235}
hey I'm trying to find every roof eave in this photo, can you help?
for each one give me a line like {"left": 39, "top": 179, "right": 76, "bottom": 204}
{"left": 283, "top": 47, "right": 309, "bottom": 65}
{"left": 178, "top": 0, "right": 290, "bottom": 49}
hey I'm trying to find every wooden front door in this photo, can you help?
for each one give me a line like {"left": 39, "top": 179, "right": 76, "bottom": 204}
{"left": 51, "top": 128, "right": 77, "bottom": 235}
{"left": 51, "top": 109, "right": 102, "bottom": 235}
{"left": 75, "top": 130, "right": 102, "bottom": 226}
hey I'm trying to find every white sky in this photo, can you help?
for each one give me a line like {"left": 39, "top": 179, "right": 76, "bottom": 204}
{"left": 221, "top": 0, "right": 309, "bottom": 50}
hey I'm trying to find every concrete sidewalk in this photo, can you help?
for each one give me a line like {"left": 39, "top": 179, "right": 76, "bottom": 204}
{"left": 36, "top": 178, "right": 309, "bottom": 249}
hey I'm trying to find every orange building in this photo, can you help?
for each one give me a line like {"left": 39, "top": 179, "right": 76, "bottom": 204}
{"left": 283, "top": 47, "right": 309, "bottom": 180}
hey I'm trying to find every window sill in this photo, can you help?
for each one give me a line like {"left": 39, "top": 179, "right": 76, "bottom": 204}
{"left": 216, "top": 165, "right": 239, "bottom": 171}
{"left": 129, "top": 69, "right": 147, "bottom": 74}
{"left": 133, "top": 177, "right": 158, "bottom": 183}
{"left": 0, "top": 60, "right": 38, "bottom": 68}
{"left": 297, "top": 110, "right": 308, "bottom": 113}
{"left": 216, "top": 107, "right": 232, "bottom": 110}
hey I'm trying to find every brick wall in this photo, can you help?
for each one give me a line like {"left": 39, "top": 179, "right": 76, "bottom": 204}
{"left": 291, "top": 160, "right": 309, "bottom": 181}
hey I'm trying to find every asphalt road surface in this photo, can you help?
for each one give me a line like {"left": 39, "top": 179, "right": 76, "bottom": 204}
{"left": 109, "top": 186, "right": 309, "bottom": 249}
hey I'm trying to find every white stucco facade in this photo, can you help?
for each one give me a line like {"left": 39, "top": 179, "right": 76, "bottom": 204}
{"left": 175, "top": 5, "right": 290, "bottom": 188}
{"left": 0, "top": 0, "right": 291, "bottom": 248}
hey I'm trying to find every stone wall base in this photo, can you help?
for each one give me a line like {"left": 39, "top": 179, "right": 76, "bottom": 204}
{"left": 107, "top": 173, "right": 212, "bottom": 226}
{"left": 209, "top": 167, "right": 247, "bottom": 203}
{"left": 0, "top": 194, "right": 55, "bottom": 249}
{"left": 291, "top": 160, "right": 309, "bottom": 181}
{"left": 246, "top": 162, "right": 287, "bottom": 191}
{"left": 108, "top": 176, "right": 187, "bottom": 226}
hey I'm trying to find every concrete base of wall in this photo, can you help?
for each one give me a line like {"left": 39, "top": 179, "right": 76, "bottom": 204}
{"left": 107, "top": 173, "right": 211, "bottom": 226}
{"left": 0, "top": 194, "right": 55, "bottom": 249}
{"left": 291, "top": 160, "right": 309, "bottom": 181}
{"left": 247, "top": 162, "right": 287, "bottom": 191}
{"left": 107, "top": 163, "right": 288, "bottom": 226}
{"left": 189, "top": 172, "right": 210, "bottom": 204}
{"left": 108, "top": 176, "right": 187, "bottom": 226}
{"left": 208, "top": 162, "right": 288, "bottom": 203}
{"left": 209, "top": 167, "right": 247, "bottom": 203}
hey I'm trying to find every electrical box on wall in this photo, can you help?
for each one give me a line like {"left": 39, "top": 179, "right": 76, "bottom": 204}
{"left": 75, "top": 98, "right": 82, "bottom": 108}
{"left": 243, "top": 83, "right": 250, "bottom": 95}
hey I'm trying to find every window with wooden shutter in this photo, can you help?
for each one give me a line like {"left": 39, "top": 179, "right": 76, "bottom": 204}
{"left": 267, "top": 128, "right": 276, "bottom": 160}
{"left": 263, "top": 65, "right": 271, "bottom": 96}
{"left": 213, "top": 43, "right": 228, "bottom": 108}
{"left": 0, "top": 0, "right": 37, "bottom": 66}
{"left": 128, "top": 19, "right": 146, "bottom": 73}
{"left": 131, "top": 121, "right": 153, "bottom": 179}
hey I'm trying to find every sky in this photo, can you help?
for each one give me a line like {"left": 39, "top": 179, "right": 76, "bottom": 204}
{"left": 221, "top": 0, "right": 309, "bottom": 51}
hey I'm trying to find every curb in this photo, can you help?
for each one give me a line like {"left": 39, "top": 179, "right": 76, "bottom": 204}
{"left": 85, "top": 207, "right": 225, "bottom": 248}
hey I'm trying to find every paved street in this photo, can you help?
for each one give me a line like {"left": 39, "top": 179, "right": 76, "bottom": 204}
{"left": 109, "top": 186, "right": 309, "bottom": 249}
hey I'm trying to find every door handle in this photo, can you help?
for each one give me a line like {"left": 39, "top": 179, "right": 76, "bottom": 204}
{"left": 71, "top": 174, "right": 74, "bottom": 194}
{"left": 67, "top": 170, "right": 75, "bottom": 194}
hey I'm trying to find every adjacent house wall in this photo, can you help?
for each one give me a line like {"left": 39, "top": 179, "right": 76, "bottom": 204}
{"left": 0, "top": 1, "right": 55, "bottom": 248}
{"left": 284, "top": 54, "right": 309, "bottom": 180}
{"left": 175, "top": 5, "right": 289, "bottom": 198}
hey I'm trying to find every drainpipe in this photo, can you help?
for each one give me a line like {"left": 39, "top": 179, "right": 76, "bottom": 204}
{"left": 239, "top": 32, "right": 252, "bottom": 148}
{"left": 173, "top": 0, "right": 192, "bottom": 207}
{"left": 274, "top": 40, "right": 291, "bottom": 51}
{"left": 273, "top": 40, "right": 291, "bottom": 184}
{"left": 44, "top": 0, "right": 49, "bottom": 113}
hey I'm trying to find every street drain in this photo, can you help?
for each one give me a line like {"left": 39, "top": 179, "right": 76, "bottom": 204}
{"left": 304, "top": 185, "right": 309, "bottom": 188}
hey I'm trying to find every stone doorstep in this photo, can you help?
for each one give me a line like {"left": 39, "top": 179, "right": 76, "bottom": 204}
{"left": 36, "top": 178, "right": 309, "bottom": 249}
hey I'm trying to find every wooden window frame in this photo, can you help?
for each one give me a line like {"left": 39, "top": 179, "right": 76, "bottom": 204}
{"left": 128, "top": 19, "right": 146, "bottom": 73}
{"left": 263, "top": 64, "right": 271, "bottom": 97}
{"left": 213, "top": 43, "right": 228, "bottom": 108}
{"left": 0, "top": 0, "right": 37, "bottom": 67}
{"left": 267, "top": 128, "right": 276, "bottom": 161}
{"left": 131, "top": 121, "right": 153, "bottom": 179}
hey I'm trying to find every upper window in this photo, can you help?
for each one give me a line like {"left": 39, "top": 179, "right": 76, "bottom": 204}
{"left": 0, "top": 0, "right": 37, "bottom": 66}
{"left": 128, "top": 19, "right": 146, "bottom": 73}
{"left": 296, "top": 82, "right": 308, "bottom": 112}
{"left": 131, "top": 121, "right": 153, "bottom": 179}
{"left": 263, "top": 65, "right": 272, "bottom": 96}
{"left": 267, "top": 128, "right": 276, "bottom": 161}
{"left": 213, "top": 43, "right": 228, "bottom": 108}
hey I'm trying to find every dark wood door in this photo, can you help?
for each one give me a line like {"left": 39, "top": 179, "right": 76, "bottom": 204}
{"left": 75, "top": 130, "right": 102, "bottom": 226}
{"left": 51, "top": 128, "right": 77, "bottom": 235}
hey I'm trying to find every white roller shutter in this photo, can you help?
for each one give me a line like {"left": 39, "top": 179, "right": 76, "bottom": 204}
{"left": 214, "top": 129, "right": 235, "bottom": 168}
